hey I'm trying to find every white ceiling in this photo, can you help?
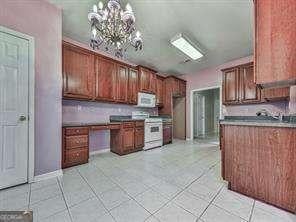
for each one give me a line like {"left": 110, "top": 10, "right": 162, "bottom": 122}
{"left": 48, "top": 0, "right": 253, "bottom": 75}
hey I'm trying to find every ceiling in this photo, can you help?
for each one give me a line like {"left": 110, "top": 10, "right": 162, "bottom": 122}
{"left": 48, "top": 0, "right": 253, "bottom": 75}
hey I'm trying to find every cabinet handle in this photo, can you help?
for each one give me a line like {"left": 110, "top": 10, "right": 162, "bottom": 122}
{"left": 76, "top": 130, "right": 79, "bottom": 133}
{"left": 76, "top": 153, "right": 79, "bottom": 157}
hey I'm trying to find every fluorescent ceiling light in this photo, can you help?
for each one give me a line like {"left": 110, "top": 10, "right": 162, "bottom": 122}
{"left": 171, "top": 34, "right": 203, "bottom": 60}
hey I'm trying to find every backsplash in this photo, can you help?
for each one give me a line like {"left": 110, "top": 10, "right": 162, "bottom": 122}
{"left": 62, "top": 100, "right": 158, "bottom": 123}
{"left": 223, "top": 101, "right": 288, "bottom": 116}
{"left": 62, "top": 100, "right": 158, "bottom": 152}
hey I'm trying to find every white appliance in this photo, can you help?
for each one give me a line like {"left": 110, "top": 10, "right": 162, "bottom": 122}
{"left": 137, "top": 92, "right": 156, "bottom": 108}
{"left": 132, "top": 111, "right": 163, "bottom": 150}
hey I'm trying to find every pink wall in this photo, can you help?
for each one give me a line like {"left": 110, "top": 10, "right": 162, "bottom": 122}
{"left": 183, "top": 55, "right": 291, "bottom": 139}
{"left": 63, "top": 100, "right": 157, "bottom": 152}
{"left": 0, "top": 0, "right": 62, "bottom": 175}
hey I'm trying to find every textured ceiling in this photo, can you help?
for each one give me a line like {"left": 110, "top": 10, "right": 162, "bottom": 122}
{"left": 48, "top": 0, "right": 253, "bottom": 75}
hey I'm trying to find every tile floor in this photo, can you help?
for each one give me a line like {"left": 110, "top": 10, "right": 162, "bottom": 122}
{"left": 1, "top": 140, "right": 296, "bottom": 222}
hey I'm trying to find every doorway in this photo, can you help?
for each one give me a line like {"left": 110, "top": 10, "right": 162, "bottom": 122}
{"left": 0, "top": 26, "right": 35, "bottom": 189}
{"left": 192, "top": 87, "right": 220, "bottom": 142}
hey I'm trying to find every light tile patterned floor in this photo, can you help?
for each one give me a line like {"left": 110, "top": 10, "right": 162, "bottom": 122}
{"left": 1, "top": 140, "right": 296, "bottom": 222}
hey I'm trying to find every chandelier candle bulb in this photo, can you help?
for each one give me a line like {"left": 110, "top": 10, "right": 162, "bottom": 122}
{"left": 126, "top": 3, "right": 132, "bottom": 12}
{"left": 98, "top": 1, "right": 103, "bottom": 10}
{"left": 92, "top": 28, "right": 97, "bottom": 38}
{"left": 93, "top": 5, "right": 98, "bottom": 13}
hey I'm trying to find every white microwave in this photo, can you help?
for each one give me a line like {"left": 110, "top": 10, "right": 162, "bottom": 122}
{"left": 137, "top": 92, "right": 156, "bottom": 108}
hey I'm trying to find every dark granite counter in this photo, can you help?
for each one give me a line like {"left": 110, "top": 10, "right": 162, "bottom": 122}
{"left": 109, "top": 115, "right": 145, "bottom": 122}
{"left": 62, "top": 122, "right": 121, "bottom": 127}
{"left": 220, "top": 116, "right": 296, "bottom": 128}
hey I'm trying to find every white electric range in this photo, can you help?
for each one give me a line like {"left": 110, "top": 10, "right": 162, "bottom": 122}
{"left": 132, "top": 111, "right": 163, "bottom": 150}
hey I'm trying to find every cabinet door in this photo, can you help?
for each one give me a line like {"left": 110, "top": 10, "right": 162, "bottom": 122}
{"left": 156, "top": 77, "right": 164, "bottom": 106}
{"left": 179, "top": 81, "right": 186, "bottom": 97}
{"left": 240, "top": 63, "right": 261, "bottom": 103}
{"left": 222, "top": 68, "right": 240, "bottom": 104}
{"left": 122, "top": 128, "right": 135, "bottom": 151}
{"left": 139, "top": 67, "right": 151, "bottom": 93}
{"left": 95, "top": 56, "right": 116, "bottom": 101}
{"left": 135, "top": 127, "right": 144, "bottom": 149}
{"left": 128, "top": 68, "right": 138, "bottom": 104}
{"left": 261, "top": 87, "right": 290, "bottom": 101}
{"left": 255, "top": 0, "right": 296, "bottom": 85}
{"left": 172, "top": 78, "right": 180, "bottom": 96}
{"left": 116, "top": 64, "right": 128, "bottom": 103}
{"left": 150, "top": 71, "right": 157, "bottom": 94}
{"left": 163, "top": 124, "right": 172, "bottom": 145}
{"left": 62, "top": 44, "right": 94, "bottom": 99}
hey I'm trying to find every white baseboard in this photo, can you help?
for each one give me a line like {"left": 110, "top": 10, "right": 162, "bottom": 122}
{"left": 90, "top": 148, "right": 110, "bottom": 156}
{"left": 33, "top": 169, "right": 63, "bottom": 183}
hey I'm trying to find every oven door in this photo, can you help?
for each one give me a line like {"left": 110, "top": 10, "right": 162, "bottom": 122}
{"left": 145, "top": 122, "right": 163, "bottom": 142}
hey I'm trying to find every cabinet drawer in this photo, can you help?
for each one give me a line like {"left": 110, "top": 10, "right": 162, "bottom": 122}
{"left": 90, "top": 125, "right": 109, "bottom": 131}
{"left": 135, "top": 121, "right": 144, "bottom": 127}
{"left": 109, "top": 124, "right": 121, "bottom": 130}
{"left": 65, "top": 127, "right": 89, "bottom": 136}
{"left": 65, "top": 135, "right": 88, "bottom": 149}
{"left": 64, "top": 148, "right": 88, "bottom": 166}
{"left": 123, "top": 122, "right": 135, "bottom": 128}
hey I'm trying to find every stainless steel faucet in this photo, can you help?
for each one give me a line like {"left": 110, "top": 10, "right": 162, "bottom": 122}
{"left": 256, "top": 108, "right": 283, "bottom": 121}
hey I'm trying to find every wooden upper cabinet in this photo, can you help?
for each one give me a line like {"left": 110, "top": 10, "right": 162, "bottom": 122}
{"left": 116, "top": 64, "right": 128, "bottom": 103}
{"left": 138, "top": 67, "right": 150, "bottom": 93}
{"left": 138, "top": 66, "right": 156, "bottom": 94}
{"left": 179, "top": 80, "right": 186, "bottom": 97}
{"left": 254, "top": 0, "right": 296, "bottom": 87}
{"left": 128, "top": 68, "right": 139, "bottom": 104}
{"left": 240, "top": 63, "right": 261, "bottom": 103}
{"left": 95, "top": 56, "right": 116, "bottom": 102}
{"left": 62, "top": 43, "right": 95, "bottom": 99}
{"left": 261, "top": 87, "right": 290, "bottom": 101}
{"left": 156, "top": 76, "right": 164, "bottom": 106}
{"left": 222, "top": 68, "right": 239, "bottom": 104}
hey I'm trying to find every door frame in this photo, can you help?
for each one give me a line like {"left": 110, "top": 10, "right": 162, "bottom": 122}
{"left": 196, "top": 94, "right": 205, "bottom": 136}
{"left": 0, "top": 26, "right": 35, "bottom": 183}
{"left": 190, "top": 85, "right": 222, "bottom": 140}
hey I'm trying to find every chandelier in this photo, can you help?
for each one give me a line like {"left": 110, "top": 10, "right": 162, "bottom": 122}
{"left": 88, "top": 0, "right": 143, "bottom": 58}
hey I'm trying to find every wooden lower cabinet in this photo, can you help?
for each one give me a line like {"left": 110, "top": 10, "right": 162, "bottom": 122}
{"left": 122, "top": 127, "right": 135, "bottom": 152}
{"left": 62, "top": 127, "right": 89, "bottom": 168}
{"left": 220, "top": 124, "right": 296, "bottom": 213}
{"left": 163, "top": 123, "right": 172, "bottom": 145}
{"left": 62, "top": 121, "right": 145, "bottom": 168}
{"left": 110, "top": 121, "right": 145, "bottom": 155}
{"left": 135, "top": 127, "right": 145, "bottom": 149}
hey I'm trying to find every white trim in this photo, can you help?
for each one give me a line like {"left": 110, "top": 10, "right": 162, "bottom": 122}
{"left": 33, "top": 170, "right": 63, "bottom": 182}
{"left": 190, "top": 85, "right": 222, "bottom": 140}
{"left": 0, "top": 26, "right": 35, "bottom": 184}
{"left": 90, "top": 149, "right": 110, "bottom": 156}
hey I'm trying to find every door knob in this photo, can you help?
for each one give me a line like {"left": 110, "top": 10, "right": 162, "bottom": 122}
{"left": 19, "top": 115, "right": 27, "bottom": 121}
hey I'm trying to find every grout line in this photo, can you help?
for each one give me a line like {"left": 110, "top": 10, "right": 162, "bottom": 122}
{"left": 248, "top": 200, "right": 256, "bottom": 222}
{"left": 27, "top": 183, "right": 32, "bottom": 209}
{"left": 57, "top": 177, "right": 74, "bottom": 222}
{"left": 196, "top": 185, "right": 224, "bottom": 221}
{"left": 76, "top": 167, "right": 118, "bottom": 222}
{"left": 90, "top": 162, "right": 153, "bottom": 219}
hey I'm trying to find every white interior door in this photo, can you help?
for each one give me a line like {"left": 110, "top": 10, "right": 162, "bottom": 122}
{"left": 0, "top": 30, "right": 29, "bottom": 189}
{"left": 197, "top": 95, "right": 205, "bottom": 136}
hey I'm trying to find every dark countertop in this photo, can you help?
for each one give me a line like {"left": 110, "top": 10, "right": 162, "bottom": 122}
{"left": 62, "top": 122, "right": 121, "bottom": 127}
{"left": 109, "top": 115, "right": 145, "bottom": 122}
{"left": 220, "top": 116, "right": 296, "bottom": 128}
